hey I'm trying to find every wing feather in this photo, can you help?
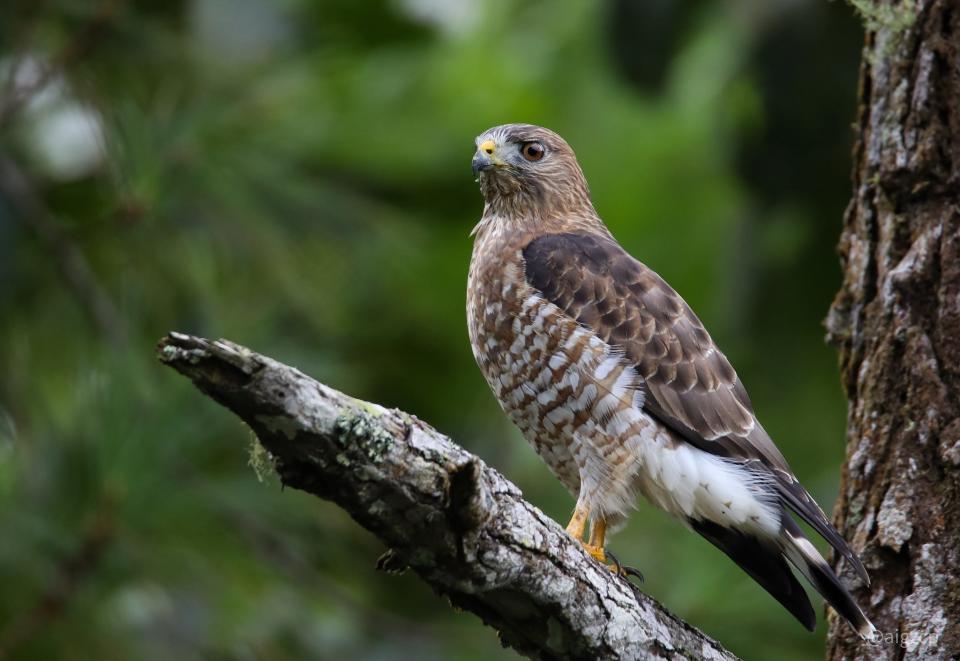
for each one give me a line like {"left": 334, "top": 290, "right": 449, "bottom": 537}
{"left": 522, "top": 231, "right": 868, "bottom": 583}
{"left": 523, "top": 232, "right": 774, "bottom": 460}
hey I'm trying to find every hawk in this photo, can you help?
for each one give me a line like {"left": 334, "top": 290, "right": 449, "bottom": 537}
{"left": 466, "top": 123, "right": 873, "bottom": 636}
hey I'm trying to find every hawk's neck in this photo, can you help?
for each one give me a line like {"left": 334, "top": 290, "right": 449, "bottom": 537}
{"left": 472, "top": 206, "right": 608, "bottom": 242}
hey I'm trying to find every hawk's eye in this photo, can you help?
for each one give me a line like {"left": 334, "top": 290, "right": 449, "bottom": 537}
{"left": 520, "top": 142, "right": 545, "bottom": 162}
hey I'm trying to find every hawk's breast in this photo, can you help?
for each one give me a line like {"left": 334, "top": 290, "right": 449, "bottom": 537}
{"left": 467, "top": 226, "right": 647, "bottom": 509}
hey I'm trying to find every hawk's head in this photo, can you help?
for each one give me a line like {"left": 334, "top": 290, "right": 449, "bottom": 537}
{"left": 472, "top": 123, "right": 594, "bottom": 222}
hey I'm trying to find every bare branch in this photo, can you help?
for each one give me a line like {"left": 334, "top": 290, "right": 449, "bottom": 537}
{"left": 157, "top": 332, "right": 737, "bottom": 661}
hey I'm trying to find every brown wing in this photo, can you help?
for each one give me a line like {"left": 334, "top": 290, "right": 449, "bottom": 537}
{"left": 522, "top": 232, "right": 868, "bottom": 582}
{"left": 522, "top": 231, "right": 788, "bottom": 468}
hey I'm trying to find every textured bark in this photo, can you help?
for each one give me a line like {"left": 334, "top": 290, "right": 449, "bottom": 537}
{"left": 157, "top": 333, "right": 736, "bottom": 661}
{"left": 826, "top": 2, "right": 960, "bottom": 658}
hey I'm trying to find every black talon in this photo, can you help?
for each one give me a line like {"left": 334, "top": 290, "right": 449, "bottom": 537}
{"left": 607, "top": 549, "right": 623, "bottom": 574}
{"left": 622, "top": 565, "right": 645, "bottom": 583}
{"left": 606, "top": 550, "right": 644, "bottom": 589}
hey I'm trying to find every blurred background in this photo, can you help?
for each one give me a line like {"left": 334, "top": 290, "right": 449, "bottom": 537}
{"left": 0, "top": 1, "right": 864, "bottom": 659}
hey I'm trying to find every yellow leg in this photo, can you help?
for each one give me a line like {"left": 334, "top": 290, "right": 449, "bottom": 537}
{"left": 574, "top": 516, "right": 643, "bottom": 584}
{"left": 565, "top": 505, "right": 589, "bottom": 541}
{"left": 583, "top": 517, "right": 607, "bottom": 563}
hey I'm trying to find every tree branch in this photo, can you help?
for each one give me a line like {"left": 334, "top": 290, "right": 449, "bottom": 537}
{"left": 157, "top": 332, "right": 737, "bottom": 661}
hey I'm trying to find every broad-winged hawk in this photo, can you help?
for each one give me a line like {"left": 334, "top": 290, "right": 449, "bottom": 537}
{"left": 466, "top": 123, "right": 873, "bottom": 636}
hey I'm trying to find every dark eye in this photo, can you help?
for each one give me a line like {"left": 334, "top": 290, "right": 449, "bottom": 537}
{"left": 520, "top": 142, "right": 545, "bottom": 162}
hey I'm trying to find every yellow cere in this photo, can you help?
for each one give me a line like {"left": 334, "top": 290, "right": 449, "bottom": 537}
{"left": 480, "top": 140, "right": 496, "bottom": 155}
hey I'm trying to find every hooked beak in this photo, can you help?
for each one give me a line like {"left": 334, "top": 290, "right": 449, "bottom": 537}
{"left": 472, "top": 139, "right": 499, "bottom": 177}
{"left": 472, "top": 153, "right": 493, "bottom": 176}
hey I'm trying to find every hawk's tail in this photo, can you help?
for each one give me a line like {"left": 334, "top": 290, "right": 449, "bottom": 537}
{"left": 779, "top": 517, "right": 876, "bottom": 638}
{"left": 690, "top": 515, "right": 875, "bottom": 637}
{"left": 690, "top": 518, "right": 816, "bottom": 631}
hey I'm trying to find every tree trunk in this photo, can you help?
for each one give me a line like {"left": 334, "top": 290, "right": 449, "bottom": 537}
{"left": 826, "top": 2, "right": 960, "bottom": 658}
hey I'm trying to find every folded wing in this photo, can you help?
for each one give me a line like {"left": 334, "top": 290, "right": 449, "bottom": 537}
{"left": 521, "top": 231, "right": 867, "bottom": 583}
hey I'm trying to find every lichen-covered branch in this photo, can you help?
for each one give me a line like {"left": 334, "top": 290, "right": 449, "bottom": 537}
{"left": 157, "top": 332, "right": 735, "bottom": 661}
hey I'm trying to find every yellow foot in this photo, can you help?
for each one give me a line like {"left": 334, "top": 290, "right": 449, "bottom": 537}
{"left": 582, "top": 543, "right": 607, "bottom": 564}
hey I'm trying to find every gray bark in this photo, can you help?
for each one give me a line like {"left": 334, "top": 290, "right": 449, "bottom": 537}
{"left": 157, "top": 332, "right": 736, "bottom": 661}
{"left": 826, "top": 1, "right": 960, "bottom": 658}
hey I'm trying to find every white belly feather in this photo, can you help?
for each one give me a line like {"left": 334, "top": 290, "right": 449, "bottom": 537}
{"left": 622, "top": 410, "right": 782, "bottom": 537}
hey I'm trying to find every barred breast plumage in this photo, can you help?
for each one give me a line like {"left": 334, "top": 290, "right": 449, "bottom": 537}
{"left": 467, "top": 223, "right": 651, "bottom": 518}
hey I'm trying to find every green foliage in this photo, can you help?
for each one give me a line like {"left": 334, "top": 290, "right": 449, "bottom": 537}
{"left": 0, "top": 1, "right": 863, "bottom": 659}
